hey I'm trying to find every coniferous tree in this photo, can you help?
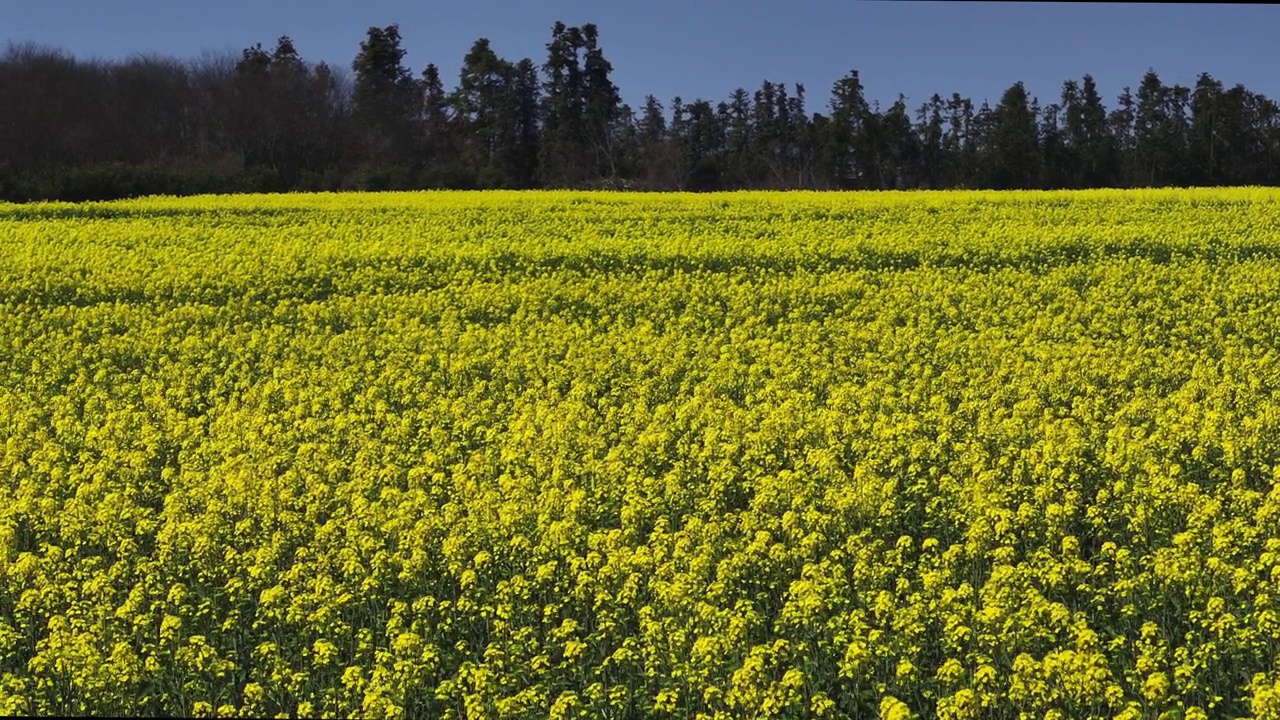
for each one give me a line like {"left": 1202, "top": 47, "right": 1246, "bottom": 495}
{"left": 879, "top": 96, "right": 919, "bottom": 189}
{"left": 985, "top": 82, "right": 1041, "bottom": 189}
{"left": 1110, "top": 86, "right": 1139, "bottom": 185}
{"left": 676, "top": 98, "right": 724, "bottom": 190}
{"left": 539, "top": 22, "right": 621, "bottom": 186}
{"left": 916, "top": 94, "right": 947, "bottom": 189}
{"left": 1038, "top": 100, "right": 1067, "bottom": 188}
{"left": 351, "top": 25, "right": 418, "bottom": 171}
{"left": 1133, "top": 70, "right": 1191, "bottom": 186}
{"left": 635, "top": 94, "right": 679, "bottom": 189}
{"left": 451, "top": 38, "right": 534, "bottom": 187}
{"left": 539, "top": 22, "right": 584, "bottom": 186}
{"left": 723, "top": 88, "right": 755, "bottom": 187}
{"left": 752, "top": 81, "right": 785, "bottom": 187}
{"left": 581, "top": 24, "right": 622, "bottom": 183}
{"left": 509, "top": 58, "right": 542, "bottom": 187}
{"left": 1077, "top": 75, "right": 1117, "bottom": 186}
{"left": 823, "top": 70, "right": 872, "bottom": 189}
{"left": 1061, "top": 75, "right": 1117, "bottom": 187}
{"left": 786, "top": 85, "right": 820, "bottom": 188}
{"left": 944, "top": 93, "right": 977, "bottom": 187}
{"left": 418, "top": 63, "right": 457, "bottom": 182}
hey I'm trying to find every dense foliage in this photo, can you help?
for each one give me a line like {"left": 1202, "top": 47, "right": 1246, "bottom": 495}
{"left": 3, "top": 190, "right": 1280, "bottom": 718}
{"left": 3, "top": 21, "right": 1280, "bottom": 200}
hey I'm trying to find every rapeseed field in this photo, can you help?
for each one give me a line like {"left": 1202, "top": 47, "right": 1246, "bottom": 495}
{"left": 2, "top": 190, "right": 1280, "bottom": 718}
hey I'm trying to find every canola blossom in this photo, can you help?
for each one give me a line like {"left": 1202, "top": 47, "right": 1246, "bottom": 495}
{"left": 3, "top": 189, "right": 1280, "bottom": 718}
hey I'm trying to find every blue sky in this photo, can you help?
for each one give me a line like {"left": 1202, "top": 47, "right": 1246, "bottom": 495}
{"left": 7, "top": 1, "right": 1278, "bottom": 114}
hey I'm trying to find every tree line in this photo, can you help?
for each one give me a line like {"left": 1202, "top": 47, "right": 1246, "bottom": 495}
{"left": 2, "top": 22, "right": 1278, "bottom": 201}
